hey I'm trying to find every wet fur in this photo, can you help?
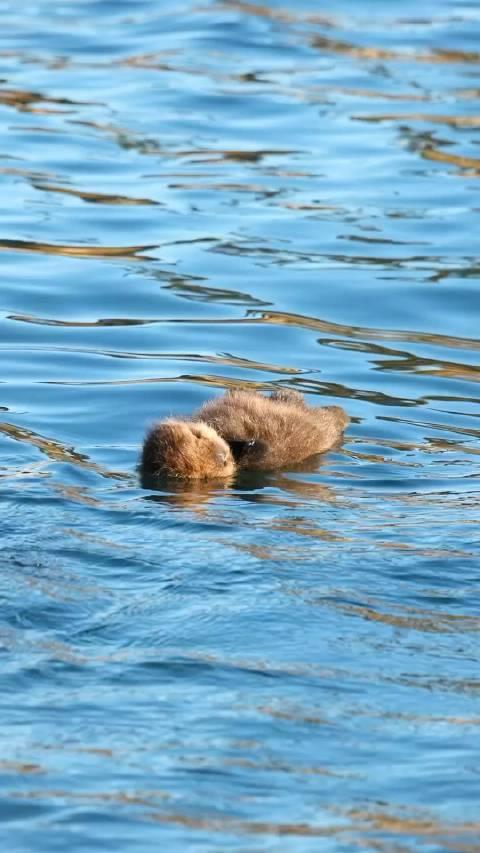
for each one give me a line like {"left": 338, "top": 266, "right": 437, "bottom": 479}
{"left": 140, "top": 419, "right": 235, "bottom": 480}
{"left": 140, "top": 389, "right": 349, "bottom": 481}
{"left": 195, "top": 389, "right": 349, "bottom": 471}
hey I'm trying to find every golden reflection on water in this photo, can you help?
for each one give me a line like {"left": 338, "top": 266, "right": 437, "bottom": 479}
{"left": 68, "top": 117, "right": 298, "bottom": 161}
{"left": 3, "top": 344, "right": 303, "bottom": 375}
{"left": 244, "top": 311, "right": 480, "bottom": 352}
{"left": 343, "top": 807, "right": 480, "bottom": 841}
{"left": 379, "top": 414, "right": 480, "bottom": 439}
{"left": 32, "top": 183, "right": 160, "bottom": 206}
{"left": 269, "top": 518, "right": 349, "bottom": 542}
{"left": 0, "top": 239, "right": 158, "bottom": 258}
{"left": 148, "top": 811, "right": 347, "bottom": 837}
{"left": 164, "top": 280, "right": 271, "bottom": 307}
{"left": 0, "top": 760, "right": 43, "bottom": 775}
{"left": 12, "top": 788, "right": 170, "bottom": 807}
{"left": 53, "top": 484, "right": 104, "bottom": 508}
{"left": 0, "top": 165, "right": 57, "bottom": 180}
{"left": 9, "top": 306, "right": 480, "bottom": 352}
{"left": 268, "top": 472, "right": 342, "bottom": 503}
{"left": 42, "top": 373, "right": 273, "bottom": 391}
{"left": 223, "top": 540, "right": 313, "bottom": 561}
{"left": 331, "top": 602, "right": 480, "bottom": 634}
{"left": 143, "top": 477, "right": 235, "bottom": 510}
{"left": 7, "top": 313, "right": 158, "bottom": 327}
{"left": 422, "top": 145, "right": 480, "bottom": 172}
{"left": 312, "top": 35, "right": 480, "bottom": 65}
{"left": 0, "top": 421, "right": 125, "bottom": 480}
{"left": 355, "top": 113, "right": 480, "bottom": 129}
{"left": 0, "top": 87, "right": 93, "bottom": 112}
{"left": 147, "top": 806, "right": 480, "bottom": 846}
{"left": 223, "top": 755, "right": 348, "bottom": 777}
{"left": 3, "top": 779, "right": 479, "bottom": 849}
{"left": 218, "top": 0, "right": 337, "bottom": 28}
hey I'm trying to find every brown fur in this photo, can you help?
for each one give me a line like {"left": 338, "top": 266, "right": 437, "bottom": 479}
{"left": 195, "top": 389, "right": 349, "bottom": 471}
{"left": 140, "top": 419, "right": 235, "bottom": 480}
{"left": 140, "top": 390, "right": 349, "bottom": 481}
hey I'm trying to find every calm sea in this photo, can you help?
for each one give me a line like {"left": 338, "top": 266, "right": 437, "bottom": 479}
{"left": 1, "top": 0, "right": 479, "bottom": 849}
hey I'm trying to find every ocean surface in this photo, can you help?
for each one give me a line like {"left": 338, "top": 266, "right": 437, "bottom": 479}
{"left": 1, "top": 0, "right": 479, "bottom": 849}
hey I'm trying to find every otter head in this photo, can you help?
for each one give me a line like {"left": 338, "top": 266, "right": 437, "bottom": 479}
{"left": 141, "top": 419, "right": 235, "bottom": 481}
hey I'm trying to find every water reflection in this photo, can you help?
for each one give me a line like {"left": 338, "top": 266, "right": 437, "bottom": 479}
{"left": 164, "top": 279, "right": 271, "bottom": 306}
{"left": 0, "top": 87, "right": 95, "bottom": 112}
{"left": 143, "top": 478, "right": 234, "bottom": 510}
{"left": 1, "top": 0, "right": 480, "bottom": 848}
{"left": 32, "top": 183, "right": 160, "bottom": 205}
{"left": 141, "top": 452, "right": 340, "bottom": 511}
{"left": 0, "top": 239, "right": 158, "bottom": 258}
{"left": 0, "top": 420, "right": 125, "bottom": 479}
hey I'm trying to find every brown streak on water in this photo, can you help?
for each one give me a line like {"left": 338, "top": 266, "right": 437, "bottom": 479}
{"left": 32, "top": 183, "right": 160, "bottom": 205}
{"left": 8, "top": 309, "right": 480, "bottom": 351}
{"left": 0, "top": 421, "right": 125, "bottom": 479}
{"left": 0, "top": 239, "right": 158, "bottom": 258}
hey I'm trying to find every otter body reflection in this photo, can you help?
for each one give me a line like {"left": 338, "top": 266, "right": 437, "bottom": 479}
{"left": 140, "top": 389, "right": 349, "bottom": 482}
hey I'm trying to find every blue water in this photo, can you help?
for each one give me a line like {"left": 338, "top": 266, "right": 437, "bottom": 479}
{"left": 1, "top": 0, "right": 479, "bottom": 849}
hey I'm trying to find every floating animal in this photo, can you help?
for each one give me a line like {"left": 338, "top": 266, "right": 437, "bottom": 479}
{"left": 140, "top": 389, "right": 349, "bottom": 481}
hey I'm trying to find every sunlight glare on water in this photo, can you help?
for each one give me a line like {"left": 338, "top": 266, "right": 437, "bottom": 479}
{"left": 0, "top": 0, "right": 479, "bottom": 849}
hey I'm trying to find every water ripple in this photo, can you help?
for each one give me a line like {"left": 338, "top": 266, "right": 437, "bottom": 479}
{"left": 1, "top": 0, "right": 480, "bottom": 848}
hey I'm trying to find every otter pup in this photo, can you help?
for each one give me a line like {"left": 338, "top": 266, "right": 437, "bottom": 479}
{"left": 140, "top": 389, "right": 349, "bottom": 481}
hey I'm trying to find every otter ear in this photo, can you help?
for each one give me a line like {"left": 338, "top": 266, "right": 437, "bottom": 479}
{"left": 229, "top": 438, "right": 266, "bottom": 461}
